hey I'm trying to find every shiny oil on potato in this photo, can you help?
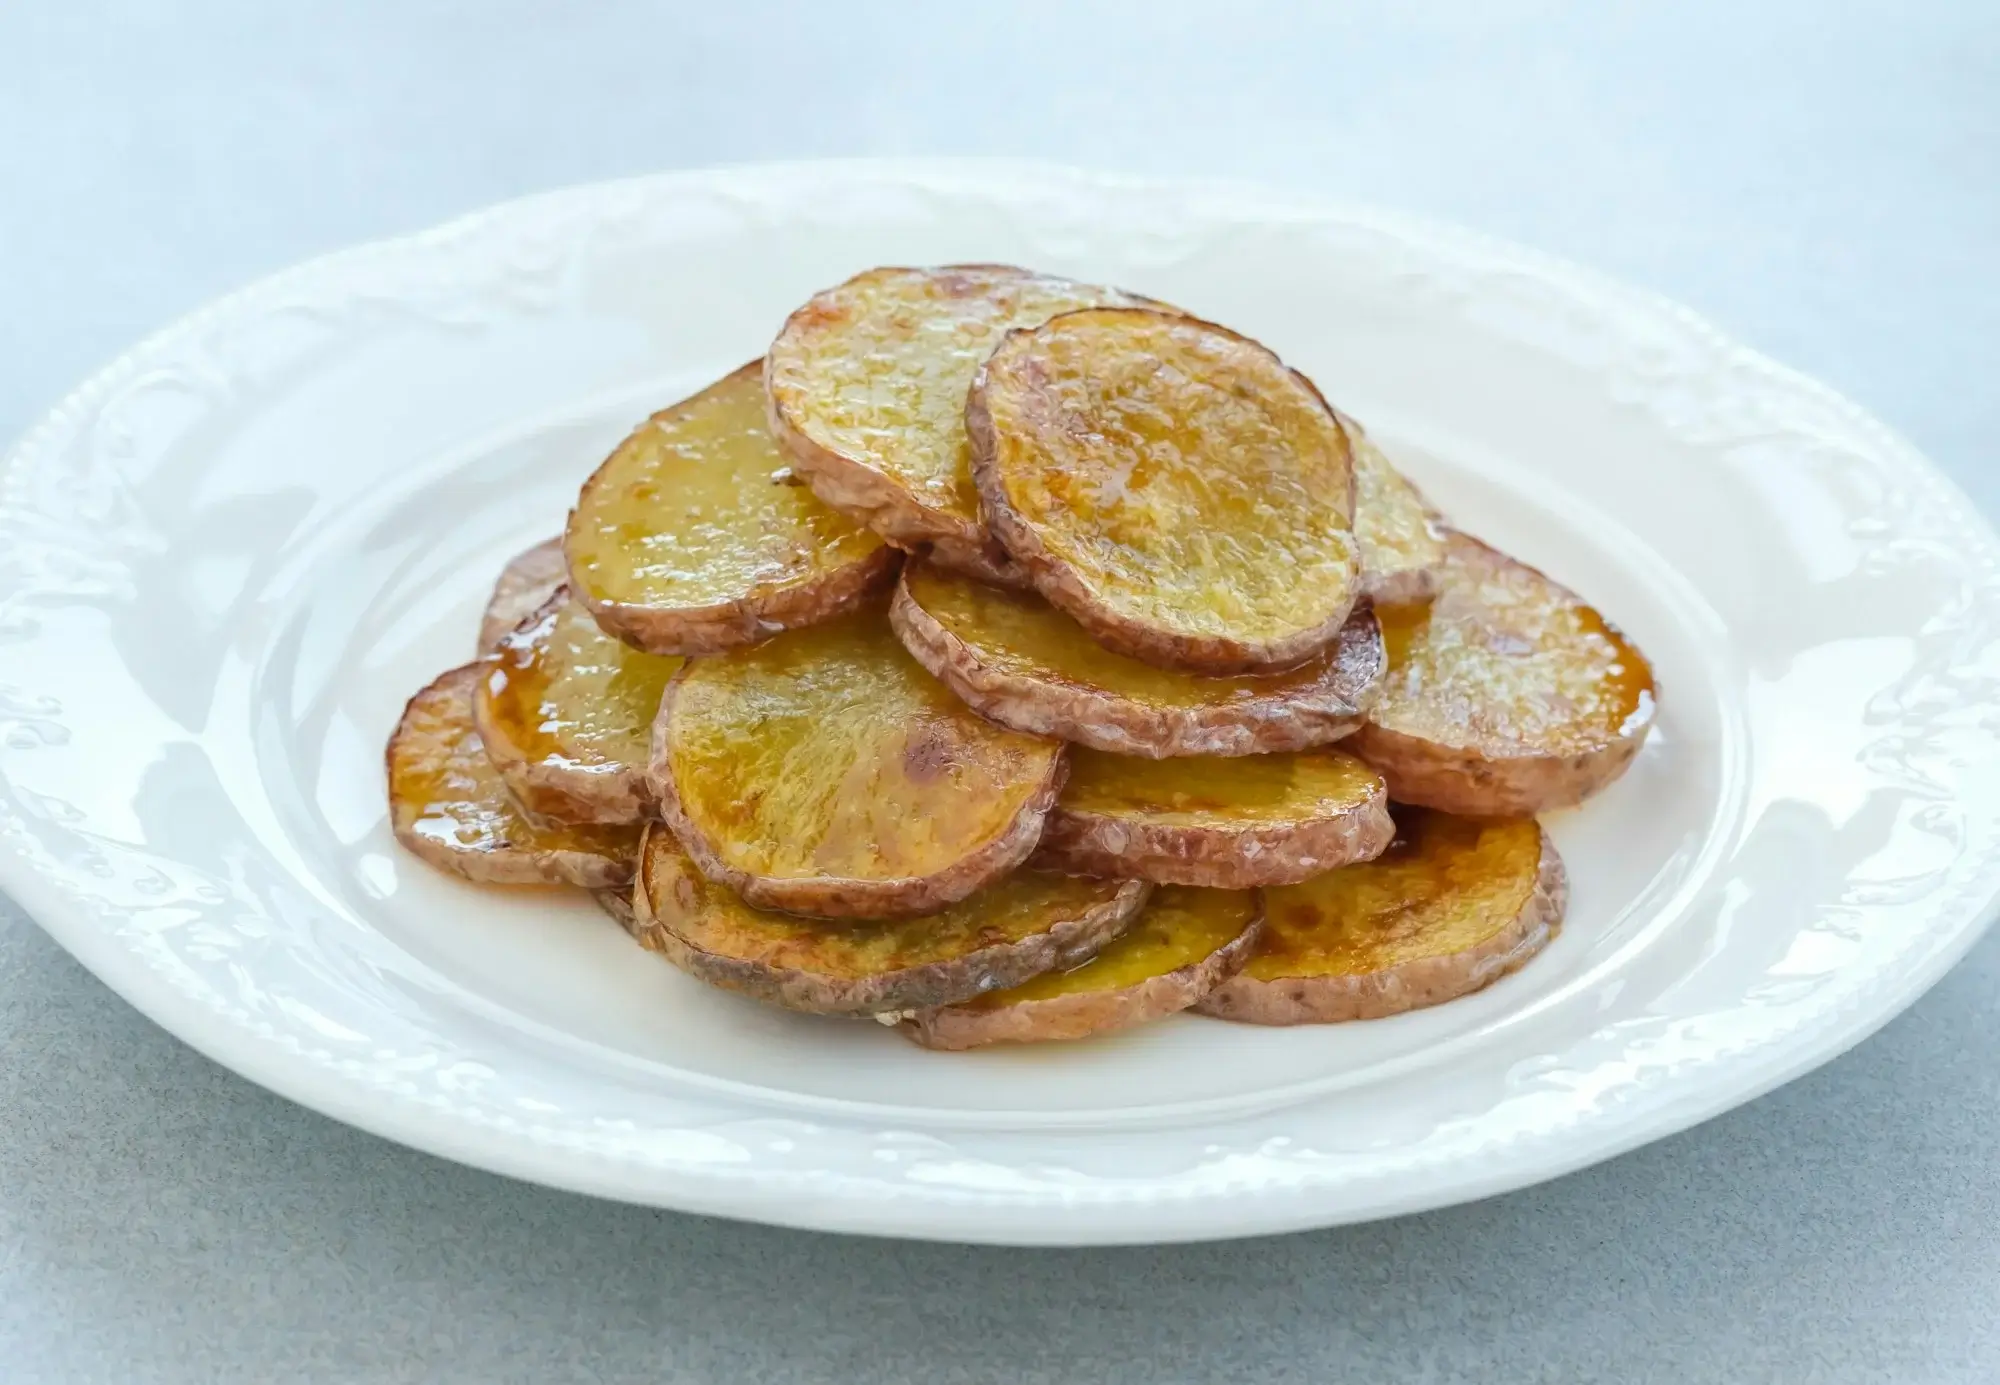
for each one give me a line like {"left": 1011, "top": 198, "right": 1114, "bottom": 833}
{"left": 1351, "top": 531, "right": 1656, "bottom": 815}
{"left": 969, "top": 308, "right": 1361, "bottom": 673}
{"left": 765, "top": 265, "right": 1163, "bottom": 584}
{"left": 652, "top": 606, "right": 1068, "bottom": 918}
{"left": 1197, "top": 809, "right": 1564, "bottom": 1024}
{"left": 473, "top": 592, "right": 682, "bottom": 824}
{"left": 387, "top": 664, "right": 642, "bottom": 889}
{"left": 565, "top": 362, "right": 896, "bottom": 655}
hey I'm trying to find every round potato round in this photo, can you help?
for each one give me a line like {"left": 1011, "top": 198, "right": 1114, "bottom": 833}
{"left": 891, "top": 561, "right": 1384, "bottom": 759}
{"left": 473, "top": 591, "right": 682, "bottom": 825}
{"left": 969, "top": 308, "right": 1361, "bottom": 674}
{"left": 1196, "top": 810, "right": 1565, "bottom": 1024}
{"left": 477, "top": 537, "right": 567, "bottom": 654}
{"left": 902, "top": 885, "right": 1263, "bottom": 1050}
{"left": 633, "top": 826, "right": 1150, "bottom": 1015}
{"left": 652, "top": 606, "right": 1068, "bottom": 918}
{"left": 1035, "top": 747, "right": 1393, "bottom": 889}
{"left": 765, "top": 265, "right": 1163, "bottom": 583}
{"left": 1349, "top": 531, "right": 1657, "bottom": 815}
{"left": 387, "top": 664, "right": 642, "bottom": 889}
{"left": 1342, "top": 414, "right": 1449, "bottom": 606}
{"left": 565, "top": 362, "right": 898, "bottom": 655}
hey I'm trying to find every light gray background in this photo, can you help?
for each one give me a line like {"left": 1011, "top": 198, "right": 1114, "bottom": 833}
{"left": 3, "top": 2, "right": 1996, "bottom": 1382}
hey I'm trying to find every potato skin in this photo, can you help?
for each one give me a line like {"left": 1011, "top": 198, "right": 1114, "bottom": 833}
{"left": 890, "top": 571, "right": 1385, "bottom": 759}
{"left": 1349, "top": 721, "right": 1644, "bottom": 817}
{"left": 1194, "top": 827, "right": 1565, "bottom": 1024}
{"left": 967, "top": 308, "right": 1360, "bottom": 675}
{"left": 386, "top": 664, "right": 639, "bottom": 890}
{"left": 649, "top": 644, "right": 1071, "bottom": 920}
{"left": 477, "top": 538, "right": 567, "bottom": 654}
{"left": 1033, "top": 778, "right": 1394, "bottom": 889}
{"left": 901, "top": 900, "right": 1264, "bottom": 1050}
{"left": 471, "top": 592, "right": 654, "bottom": 826}
{"left": 632, "top": 826, "right": 1151, "bottom": 1014}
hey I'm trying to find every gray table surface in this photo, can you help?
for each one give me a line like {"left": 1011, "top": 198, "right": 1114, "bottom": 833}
{"left": 4, "top": 2, "right": 1997, "bottom": 1381}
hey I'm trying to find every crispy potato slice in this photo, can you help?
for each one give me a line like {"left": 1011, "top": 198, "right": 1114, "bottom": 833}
{"left": 387, "top": 664, "right": 641, "bottom": 888}
{"left": 477, "top": 538, "right": 567, "bottom": 654}
{"left": 765, "top": 266, "right": 1162, "bottom": 583}
{"left": 1342, "top": 414, "right": 1448, "bottom": 606}
{"left": 970, "top": 308, "right": 1361, "bottom": 673}
{"left": 1035, "top": 747, "right": 1392, "bottom": 889}
{"left": 891, "top": 560, "right": 1384, "bottom": 758}
{"left": 1350, "top": 531, "right": 1657, "bottom": 814}
{"left": 594, "top": 885, "right": 638, "bottom": 930}
{"left": 1197, "top": 810, "right": 1563, "bottom": 1023}
{"left": 565, "top": 362, "right": 898, "bottom": 655}
{"left": 652, "top": 606, "right": 1068, "bottom": 918}
{"left": 472, "top": 591, "right": 682, "bottom": 824}
{"left": 632, "top": 825, "right": 1149, "bottom": 1014}
{"left": 902, "top": 885, "right": 1263, "bottom": 1049}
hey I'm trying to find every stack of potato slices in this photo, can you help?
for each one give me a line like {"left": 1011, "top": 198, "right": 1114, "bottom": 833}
{"left": 388, "top": 264, "right": 1657, "bottom": 1050}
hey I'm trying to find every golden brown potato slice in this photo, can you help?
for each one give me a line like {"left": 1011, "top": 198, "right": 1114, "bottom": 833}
{"left": 477, "top": 538, "right": 567, "bottom": 654}
{"left": 765, "top": 266, "right": 1162, "bottom": 584}
{"left": 632, "top": 826, "right": 1149, "bottom": 1015}
{"left": 387, "top": 664, "right": 642, "bottom": 888}
{"left": 902, "top": 885, "right": 1263, "bottom": 1049}
{"left": 969, "top": 308, "right": 1361, "bottom": 673}
{"left": 472, "top": 591, "right": 682, "bottom": 824}
{"left": 1034, "top": 747, "right": 1392, "bottom": 889}
{"left": 565, "top": 363, "right": 898, "bottom": 655}
{"left": 593, "top": 884, "right": 638, "bottom": 931}
{"left": 1197, "top": 810, "right": 1563, "bottom": 1024}
{"left": 1342, "top": 414, "right": 1448, "bottom": 606}
{"left": 891, "top": 561, "right": 1384, "bottom": 759}
{"left": 652, "top": 606, "right": 1068, "bottom": 918}
{"left": 1349, "top": 531, "right": 1657, "bottom": 815}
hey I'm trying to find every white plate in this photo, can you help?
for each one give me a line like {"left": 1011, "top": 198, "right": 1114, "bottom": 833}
{"left": 4, "top": 161, "right": 1998, "bottom": 1245}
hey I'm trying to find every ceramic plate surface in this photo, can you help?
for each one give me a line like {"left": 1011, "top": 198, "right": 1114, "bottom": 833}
{"left": 5, "top": 161, "right": 1998, "bottom": 1244}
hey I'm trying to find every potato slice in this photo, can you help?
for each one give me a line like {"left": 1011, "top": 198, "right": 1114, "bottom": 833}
{"left": 477, "top": 537, "right": 567, "bottom": 654}
{"left": 891, "top": 560, "right": 1384, "bottom": 759}
{"left": 632, "top": 826, "right": 1149, "bottom": 1015}
{"left": 1350, "top": 531, "right": 1657, "bottom": 814}
{"left": 565, "top": 362, "right": 898, "bottom": 655}
{"left": 387, "top": 664, "right": 641, "bottom": 888}
{"left": 1342, "top": 414, "right": 1448, "bottom": 606}
{"left": 765, "top": 266, "right": 1162, "bottom": 583}
{"left": 1197, "top": 810, "right": 1563, "bottom": 1023}
{"left": 970, "top": 308, "right": 1361, "bottom": 674}
{"left": 1035, "top": 748, "right": 1392, "bottom": 889}
{"left": 652, "top": 606, "right": 1068, "bottom": 918}
{"left": 472, "top": 591, "right": 682, "bottom": 824}
{"left": 902, "top": 885, "right": 1263, "bottom": 1049}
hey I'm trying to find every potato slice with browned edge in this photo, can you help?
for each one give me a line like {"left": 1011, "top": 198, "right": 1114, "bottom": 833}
{"left": 1350, "top": 531, "right": 1656, "bottom": 815}
{"left": 477, "top": 538, "right": 567, "bottom": 654}
{"left": 565, "top": 363, "right": 898, "bottom": 655}
{"left": 473, "top": 591, "right": 682, "bottom": 824}
{"left": 387, "top": 665, "right": 642, "bottom": 888}
{"left": 891, "top": 561, "right": 1384, "bottom": 759}
{"left": 632, "top": 825, "right": 1149, "bottom": 1015}
{"left": 902, "top": 885, "right": 1263, "bottom": 1049}
{"left": 1197, "top": 810, "right": 1563, "bottom": 1023}
{"left": 970, "top": 308, "right": 1361, "bottom": 674}
{"left": 1342, "top": 414, "right": 1448, "bottom": 606}
{"left": 765, "top": 266, "right": 1163, "bottom": 585}
{"left": 652, "top": 606, "right": 1068, "bottom": 918}
{"left": 1035, "top": 747, "right": 1392, "bottom": 889}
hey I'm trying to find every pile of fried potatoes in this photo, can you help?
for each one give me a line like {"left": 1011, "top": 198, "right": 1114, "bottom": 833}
{"left": 388, "top": 265, "right": 1656, "bottom": 1050}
